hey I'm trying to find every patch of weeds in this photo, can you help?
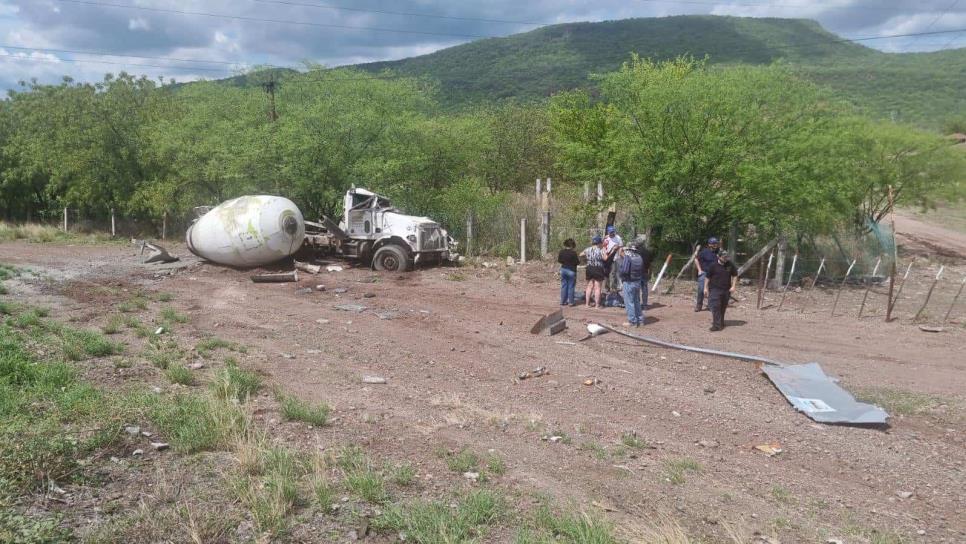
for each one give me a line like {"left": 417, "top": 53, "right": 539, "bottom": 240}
{"left": 165, "top": 365, "right": 195, "bottom": 386}
{"left": 118, "top": 296, "right": 148, "bottom": 313}
{"left": 525, "top": 502, "right": 619, "bottom": 544}
{"left": 60, "top": 326, "right": 124, "bottom": 360}
{"left": 0, "top": 505, "right": 73, "bottom": 543}
{"left": 278, "top": 393, "right": 329, "bottom": 426}
{"left": 855, "top": 386, "right": 945, "bottom": 416}
{"left": 311, "top": 455, "right": 336, "bottom": 513}
{"left": 525, "top": 419, "right": 544, "bottom": 433}
{"left": 771, "top": 485, "right": 794, "bottom": 505}
{"left": 0, "top": 301, "right": 16, "bottom": 315}
{"left": 156, "top": 292, "right": 174, "bottom": 302}
{"left": 123, "top": 316, "right": 150, "bottom": 338}
{"left": 337, "top": 446, "right": 387, "bottom": 504}
{"left": 547, "top": 430, "right": 572, "bottom": 445}
{"left": 580, "top": 442, "right": 609, "bottom": 460}
{"left": 445, "top": 271, "right": 467, "bottom": 281}
{"left": 196, "top": 336, "right": 240, "bottom": 357}
{"left": 663, "top": 458, "right": 703, "bottom": 485}
{"left": 0, "top": 284, "right": 7, "bottom": 295}
{"left": 388, "top": 462, "right": 416, "bottom": 487}
{"left": 146, "top": 393, "right": 246, "bottom": 454}
{"left": 0, "top": 264, "right": 19, "bottom": 280}
{"left": 444, "top": 449, "right": 481, "bottom": 474}
{"left": 10, "top": 308, "right": 44, "bottom": 329}
{"left": 101, "top": 314, "right": 124, "bottom": 335}
{"left": 485, "top": 454, "right": 506, "bottom": 476}
{"left": 373, "top": 489, "right": 504, "bottom": 543}
{"left": 144, "top": 338, "right": 184, "bottom": 370}
{"left": 211, "top": 359, "right": 261, "bottom": 402}
{"left": 159, "top": 307, "right": 188, "bottom": 325}
{"left": 620, "top": 431, "right": 648, "bottom": 449}
{"left": 113, "top": 357, "right": 132, "bottom": 369}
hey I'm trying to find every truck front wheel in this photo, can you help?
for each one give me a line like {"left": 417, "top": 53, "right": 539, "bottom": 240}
{"left": 372, "top": 245, "right": 411, "bottom": 272}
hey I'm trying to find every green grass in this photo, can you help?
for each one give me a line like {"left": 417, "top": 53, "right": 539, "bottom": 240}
{"left": 211, "top": 359, "right": 261, "bottom": 402}
{"left": 144, "top": 337, "right": 184, "bottom": 370}
{"left": 389, "top": 462, "right": 416, "bottom": 486}
{"left": 165, "top": 365, "right": 195, "bottom": 386}
{"left": 771, "top": 485, "right": 794, "bottom": 505}
{"left": 338, "top": 446, "right": 387, "bottom": 504}
{"left": 579, "top": 442, "right": 609, "bottom": 460}
{"left": 156, "top": 292, "right": 174, "bottom": 302}
{"left": 620, "top": 432, "right": 648, "bottom": 450}
{"left": 159, "top": 307, "right": 188, "bottom": 325}
{"left": 517, "top": 503, "right": 619, "bottom": 544}
{"left": 196, "top": 337, "right": 242, "bottom": 356}
{"left": 444, "top": 449, "right": 481, "bottom": 474}
{"left": 373, "top": 489, "right": 504, "bottom": 543}
{"left": 278, "top": 394, "right": 330, "bottom": 426}
{"left": 0, "top": 284, "right": 7, "bottom": 295}
{"left": 855, "top": 386, "right": 946, "bottom": 416}
{"left": 101, "top": 315, "right": 124, "bottom": 335}
{"left": 663, "top": 458, "right": 703, "bottom": 485}
{"left": 146, "top": 393, "right": 246, "bottom": 454}
{"left": 59, "top": 327, "right": 123, "bottom": 360}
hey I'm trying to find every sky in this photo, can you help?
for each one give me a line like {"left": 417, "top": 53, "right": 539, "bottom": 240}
{"left": 0, "top": 0, "right": 964, "bottom": 91}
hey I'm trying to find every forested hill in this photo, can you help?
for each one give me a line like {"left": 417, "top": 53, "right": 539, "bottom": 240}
{"left": 351, "top": 15, "right": 966, "bottom": 129}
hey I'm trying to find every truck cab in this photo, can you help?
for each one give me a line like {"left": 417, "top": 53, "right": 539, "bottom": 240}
{"left": 337, "top": 188, "right": 457, "bottom": 271}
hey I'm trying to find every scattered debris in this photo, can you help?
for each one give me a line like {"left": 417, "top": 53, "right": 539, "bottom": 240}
{"left": 150, "top": 442, "right": 170, "bottom": 451}
{"left": 294, "top": 260, "right": 321, "bottom": 274}
{"left": 918, "top": 325, "right": 944, "bottom": 333}
{"left": 518, "top": 367, "right": 548, "bottom": 380}
{"left": 132, "top": 449, "right": 144, "bottom": 456}
{"left": 139, "top": 240, "right": 179, "bottom": 264}
{"left": 362, "top": 376, "right": 387, "bottom": 384}
{"left": 754, "top": 443, "right": 783, "bottom": 457}
{"left": 531, "top": 309, "right": 566, "bottom": 336}
{"left": 281, "top": 353, "right": 295, "bottom": 359}
{"left": 506, "top": 256, "right": 514, "bottom": 266}
{"left": 548, "top": 436, "right": 563, "bottom": 443}
{"left": 326, "top": 265, "right": 344, "bottom": 272}
{"left": 463, "top": 471, "right": 480, "bottom": 482}
{"left": 357, "top": 276, "right": 379, "bottom": 283}
{"left": 555, "top": 341, "right": 577, "bottom": 346}
{"left": 703, "top": 386, "right": 716, "bottom": 394}
{"left": 295, "top": 287, "right": 314, "bottom": 295}
{"left": 315, "top": 284, "right": 326, "bottom": 291}
{"left": 761, "top": 363, "right": 890, "bottom": 425}
{"left": 251, "top": 270, "right": 299, "bottom": 283}
{"left": 154, "top": 326, "right": 165, "bottom": 335}
{"left": 896, "top": 490, "right": 914, "bottom": 499}
{"left": 334, "top": 304, "right": 367, "bottom": 313}
{"left": 375, "top": 311, "right": 395, "bottom": 320}
{"left": 583, "top": 378, "right": 601, "bottom": 386}
{"left": 332, "top": 287, "right": 349, "bottom": 294}
{"left": 315, "top": 319, "right": 330, "bottom": 324}
{"left": 124, "top": 425, "right": 140, "bottom": 436}
{"left": 188, "top": 362, "right": 205, "bottom": 370}
{"left": 363, "top": 293, "right": 376, "bottom": 299}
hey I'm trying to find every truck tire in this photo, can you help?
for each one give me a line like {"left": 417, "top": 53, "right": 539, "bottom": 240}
{"left": 372, "top": 245, "right": 411, "bottom": 272}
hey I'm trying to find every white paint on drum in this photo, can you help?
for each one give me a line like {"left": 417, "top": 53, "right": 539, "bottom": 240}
{"left": 186, "top": 195, "right": 305, "bottom": 267}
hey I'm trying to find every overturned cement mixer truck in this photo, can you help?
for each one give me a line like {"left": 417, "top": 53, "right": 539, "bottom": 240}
{"left": 187, "top": 187, "right": 458, "bottom": 271}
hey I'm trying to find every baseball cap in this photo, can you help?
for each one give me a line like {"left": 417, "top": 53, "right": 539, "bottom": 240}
{"left": 718, "top": 250, "right": 731, "bottom": 260}
{"left": 708, "top": 237, "right": 720, "bottom": 244}
{"left": 606, "top": 226, "right": 616, "bottom": 234}
{"left": 592, "top": 235, "right": 603, "bottom": 244}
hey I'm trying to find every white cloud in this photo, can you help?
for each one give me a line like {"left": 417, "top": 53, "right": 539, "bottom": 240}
{"left": 128, "top": 17, "right": 150, "bottom": 31}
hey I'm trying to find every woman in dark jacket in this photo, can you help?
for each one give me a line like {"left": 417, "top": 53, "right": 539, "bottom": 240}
{"left": 557, "top": 238, "right": 579, "bottom": 306}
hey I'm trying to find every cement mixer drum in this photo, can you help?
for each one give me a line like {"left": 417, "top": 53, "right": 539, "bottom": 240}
{"left": 186, "top": 195, "right": 305, "bottom": 267}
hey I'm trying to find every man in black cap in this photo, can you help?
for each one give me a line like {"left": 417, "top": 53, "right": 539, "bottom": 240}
{"left": 694, "top": 237, "right": 720, "bottom": 312}
{"left": 703, "top": 250, "right": 738, "bottom": 332}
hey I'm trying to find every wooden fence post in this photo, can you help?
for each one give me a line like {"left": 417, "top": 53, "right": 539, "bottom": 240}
{"left": 465, "top": 214, "right": 474, "bottom": 258}
{"left": 758, "top": 251, "right": 774, "bottom": 310}
{"left": 771, "top": 238, "right": 787, "bottom": 290}
{"left": 665, "top": 243, "right": 699, "bottom": 295}
{"left": 162, "top": 211, "right": 168, "bottom": 240}
{"left": 583, "top": 181, "right": 590, "bottom": 203}
{"left": 535, "top": 178, "right": 541, "bottom": 201}
{"left": 857, "top": 256, "right": 882, "bottom": 318}
{"left": 63, "top": 207, "right": 68, "bottom": 232}
{"left": 540, "top": 211, "right": 549, "bottom": 257}
{"left": 520, "top": 217, "right": 527, "bottom": 265}
{"left": 914, "top": 266, "right": 944, "bottom": 322}
{"left": 944, "top": 276, "right": 966, "bottom": 325}
{"left": 110, "top": 208, "right": 116, "bottom": 238}
{"left": 888, "top": 260, "right": 915, "bottom": 321}
{"left": 799, "top": 257, "right": 825, "bottom": 314}
{"left": 831, "top": 259, "right": 857, "bottom": 317}
{"left": 777, "top": 253, "right": 798, "bottom": 311}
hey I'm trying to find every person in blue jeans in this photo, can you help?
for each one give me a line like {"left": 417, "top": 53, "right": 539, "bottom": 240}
{"left": 695, "top": 236, "right": 721, "bottom": 312}
{"left": 557, "top": 238, "right": 579, "bottom": 306}
{"left": 619, "top": 240, "right": 645, "bottom": 326}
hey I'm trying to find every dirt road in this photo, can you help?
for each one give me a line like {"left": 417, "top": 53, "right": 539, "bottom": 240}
{"left": 2, "top": 240, "right": 964, "bottom": 542}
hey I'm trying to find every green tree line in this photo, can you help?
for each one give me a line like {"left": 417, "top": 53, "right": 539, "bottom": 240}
{"left": 0, "top": 62, "right": 963, "bottom": 247}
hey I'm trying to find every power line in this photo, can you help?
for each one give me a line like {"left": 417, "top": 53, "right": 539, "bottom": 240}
{"left": 54, "top": 0, "right": 493, "bottom": 39}
{"left": 250, "top": 0, "right": 544, "bottom": 26}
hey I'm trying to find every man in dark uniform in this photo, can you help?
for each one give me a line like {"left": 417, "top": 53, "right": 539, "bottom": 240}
{"left": 704, "top": 250, "right": 738, "bottom": 332}
{"left": 694, "top": 236, "right": 720, "bottom": 312}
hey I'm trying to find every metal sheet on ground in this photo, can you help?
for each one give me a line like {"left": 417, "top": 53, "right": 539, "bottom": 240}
{"left": 761, "top": 363, "right": 889, "bottom": 425}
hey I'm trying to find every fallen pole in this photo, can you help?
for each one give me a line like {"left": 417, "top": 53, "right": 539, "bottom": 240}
{"left": 251, "top": 270, "right": 299, "bottom": 283}
{"left": 831, "top": 259, "right": 857, "bottom": 317}
{"left": 943, "top": 276, "right": 966, "bottom": 325}
{"left": 799, "top": 257, "right": 826, "bottom": 314}
{"left": 857, "top": 257, "right": 882, "bottom": 318}
{"left": 586, "top": 323, "right": 785, "bottom": 366}
{"left": 650, "top": 253, "right": 673, "bottom": 293}
{"left": 777, "top": 253, "right": 798, "bottom": 311}
{"left": 914, "top": 265, "right": 944, "bottom": 322}
{"left": 887, "top": 260, "right": 915, "bottom": 322}
{"left": 737, "top": 237, "right": 779, "bottom": 277}
{"left": 294, "top": 261, "right": 321, "bottom": 274}
{"left": 664, "top": 243, "right": 699, "bottom": 295}
{"left": 758, "top": 251, "right": 774, "bottom": 310}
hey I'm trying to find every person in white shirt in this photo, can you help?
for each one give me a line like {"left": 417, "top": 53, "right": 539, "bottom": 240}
{"left": 602, "top": 225, "right": 623, "bottom": 292}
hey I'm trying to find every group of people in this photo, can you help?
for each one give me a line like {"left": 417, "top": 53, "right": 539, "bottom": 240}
{"left": 557, "top": 232, "right": 738, "bottom": 331}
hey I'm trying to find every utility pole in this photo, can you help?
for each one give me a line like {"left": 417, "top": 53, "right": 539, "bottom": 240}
{"left": 264, "top": 72, "right": 278, "bottom": 122}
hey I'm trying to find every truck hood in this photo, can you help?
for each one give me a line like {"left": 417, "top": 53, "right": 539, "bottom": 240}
{"left": 384, "top": 211, "right": 441, "bottom": 228}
